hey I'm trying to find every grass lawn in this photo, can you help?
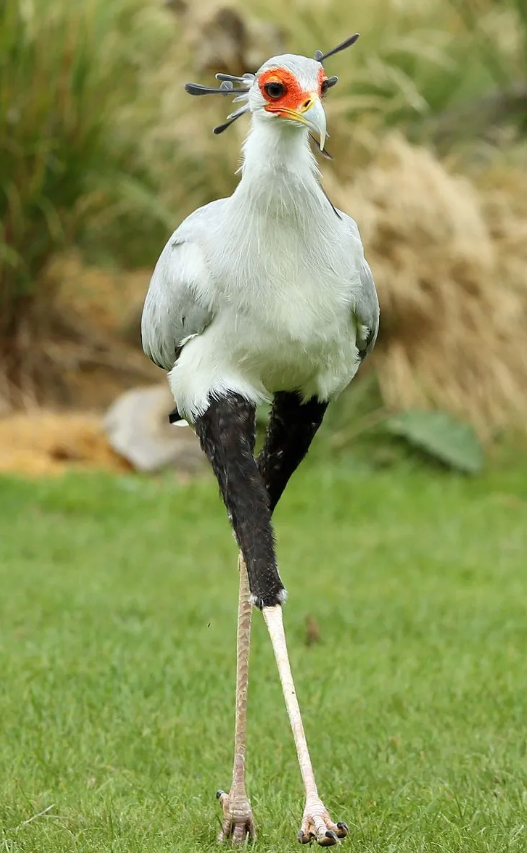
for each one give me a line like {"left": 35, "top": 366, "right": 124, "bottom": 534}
{"left": 1, "top": 456, "right": 526, "bottom": 852}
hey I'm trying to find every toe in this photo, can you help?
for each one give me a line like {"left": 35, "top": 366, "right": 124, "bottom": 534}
{"left": 298, "top": 829, "right": 314, "bottom": 844}
{"left": 317, "top": 829, "right": 339, "bottom": 847}
{"left": 247, "top": 814, "right": 257, "bottom": 841}
{"left": 218, "top": 814, "right": 232, "bottom": 843}
{"left": 232, "top": 822, "right": 247, "bottom": 844}
{"left": 335, "top": 822, "right": 348, "bottom": 839}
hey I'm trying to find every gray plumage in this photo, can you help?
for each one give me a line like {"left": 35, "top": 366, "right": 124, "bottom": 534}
{"left": 141, "top": 204, "right": 220, "bottom": 371}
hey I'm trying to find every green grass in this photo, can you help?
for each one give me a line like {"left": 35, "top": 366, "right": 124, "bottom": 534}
{"left": 1, "top": 458, "right": 527, "bottom": 852}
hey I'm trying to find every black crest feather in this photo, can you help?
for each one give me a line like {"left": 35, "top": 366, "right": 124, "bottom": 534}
{"left": 314, "top": 33, "right": 360, "bottom": 64}
{"left": 184, "top": 35, "right": 359, "bottom": 139}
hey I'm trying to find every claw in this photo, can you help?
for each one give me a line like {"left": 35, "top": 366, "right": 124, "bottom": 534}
{"left": 298, "top": 829, "right": 312, "bottom": 844}
{"left": 335, "top": 822, "right": 348, "bottom": 838}
{"left": 318, "top": 829, "right": 339, "bottom": 847}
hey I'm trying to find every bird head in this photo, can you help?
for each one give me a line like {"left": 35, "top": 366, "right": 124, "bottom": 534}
{"left": 185, "top": 34, "right": 359, "bottom": 158}
{"left": 246, "top": 55, "right": 329, "bottom": 152}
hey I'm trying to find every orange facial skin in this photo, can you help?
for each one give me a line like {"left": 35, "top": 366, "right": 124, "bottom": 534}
{"left": 259, "top": 67, "right": 328, "bottom": 115}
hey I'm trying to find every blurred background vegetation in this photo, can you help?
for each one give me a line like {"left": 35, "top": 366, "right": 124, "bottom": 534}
{"left": 1, "top": 0, "right": 527, "bottom": 471}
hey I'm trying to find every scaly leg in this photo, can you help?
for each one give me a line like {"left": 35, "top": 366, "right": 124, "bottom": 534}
{"left": 217, "top": 554, "right": 256, "bottom": 843}
{"left": 263, "top": 606, "right": 349, "bottom": 847}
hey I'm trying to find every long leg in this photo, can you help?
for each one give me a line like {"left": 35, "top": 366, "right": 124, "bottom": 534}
{"left": 258, "top": 392, "right": 327, "bottom": 514}
{"left": 258, "top": 393, "right": 347, "bottom": 845}
{"left": 195, "top": 394, "right": 284, "bottom": 842}
{"left": 217, "top": 554, "right": 256, "bottom": 843}
{"left": 263, "top": 606, "right": 348, "bottom": 846}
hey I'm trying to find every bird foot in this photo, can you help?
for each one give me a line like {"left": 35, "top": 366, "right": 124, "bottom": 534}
{"left": 216, "top": 788, "right": 256, "bottom": 844}
{"left": 297, "top": 798, "right": 349, "bottom": 846}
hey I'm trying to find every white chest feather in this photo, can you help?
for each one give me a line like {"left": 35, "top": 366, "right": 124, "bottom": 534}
{"left": 218, "top": 210, "right": 352, "bottom": 336}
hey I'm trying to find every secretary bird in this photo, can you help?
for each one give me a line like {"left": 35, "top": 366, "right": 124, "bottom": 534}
{"left": 141, "top": 34, "right": 379, "bottom": 846}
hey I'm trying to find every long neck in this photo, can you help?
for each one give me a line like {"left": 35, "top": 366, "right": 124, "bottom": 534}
{"left": 233, "top": 117, "right": 325, "bottom": 215}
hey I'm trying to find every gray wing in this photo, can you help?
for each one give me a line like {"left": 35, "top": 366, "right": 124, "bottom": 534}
{"left": 355, "top": 257, "right": 379, "bottom": 359}
{"left": 141, "top": 205, "right": 218, "bottom": 371}
{"left": 340, "top": 211, "right": 380, "bottom": 360}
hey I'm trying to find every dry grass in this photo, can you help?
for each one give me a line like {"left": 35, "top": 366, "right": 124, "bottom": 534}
{"left": 0, "top": 412, "right": 130, "bottom": 476}
{"left": 0, "top": 254, "right": 158, "bottom": 413}
{"left": 48, "top": 253, "right": 150, "bottom": 341}
{"left": 323, "top": 135, "right": 527, "bottom": 435}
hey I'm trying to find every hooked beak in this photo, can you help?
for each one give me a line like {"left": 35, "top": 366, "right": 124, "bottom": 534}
{"left": 276, "top": 94, "right": 327, "bottom": 151}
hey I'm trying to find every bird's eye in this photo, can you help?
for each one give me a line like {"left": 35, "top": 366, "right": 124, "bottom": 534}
{"left": 264, "top": 81, "right": 286, "bottom": 99}
{"left": 321, "top": 79, "right": 329, "bottom": 96}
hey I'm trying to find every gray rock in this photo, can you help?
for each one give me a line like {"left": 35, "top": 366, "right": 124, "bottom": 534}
{"left": 104, "top": 385, "right": 205, "bottom": 473}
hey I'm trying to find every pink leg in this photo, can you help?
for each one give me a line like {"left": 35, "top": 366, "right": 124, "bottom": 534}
{"left": 263, "top": 605, "right": 349, "bottom": 847}
{"left": 217, "top": 554, "right": 256, "bottom": 843}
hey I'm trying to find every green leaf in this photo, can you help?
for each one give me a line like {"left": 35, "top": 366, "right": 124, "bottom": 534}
{"left": 384, "top": 410, "right": 484, "bottom": 474}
